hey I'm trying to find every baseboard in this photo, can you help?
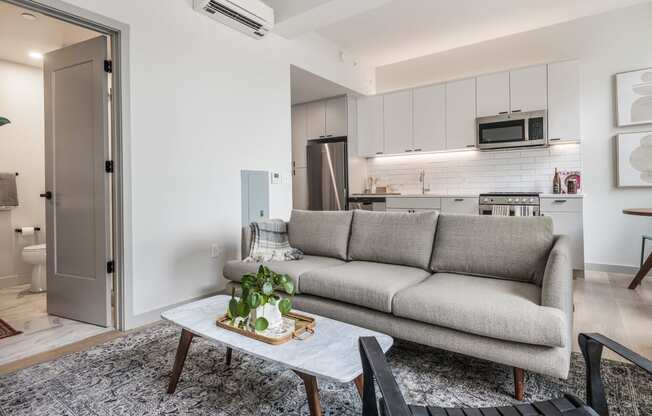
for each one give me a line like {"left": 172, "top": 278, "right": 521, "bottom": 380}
{"left": 0, "top": 274, "right": 30, "bottom": 289}
{"left": 584, "top": 262, "right": 639, "bottom": 275}
{"left": 125, "top": 290, "right": 222, "bottom": 330}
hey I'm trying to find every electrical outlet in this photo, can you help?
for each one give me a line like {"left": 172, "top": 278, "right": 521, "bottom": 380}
{"left": 210, "top": 244, "right": 221, "bottom": 258}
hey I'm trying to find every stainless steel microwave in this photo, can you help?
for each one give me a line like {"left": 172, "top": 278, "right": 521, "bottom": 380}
{"left": 476, "top": 110, "right": 547, "bottom": 150}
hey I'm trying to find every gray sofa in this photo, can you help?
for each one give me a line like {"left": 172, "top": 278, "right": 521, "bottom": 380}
{"left": 222, "top": 210, "right": 573, "bottom": 398}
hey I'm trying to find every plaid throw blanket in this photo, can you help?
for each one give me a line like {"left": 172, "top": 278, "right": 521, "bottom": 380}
{"left": 245, "top": 219, "right": 303, "bottom": 262}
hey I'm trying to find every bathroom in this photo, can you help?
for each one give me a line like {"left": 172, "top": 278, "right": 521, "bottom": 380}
{"left": 0, "top": 1, "right": 115, "bottom": 368}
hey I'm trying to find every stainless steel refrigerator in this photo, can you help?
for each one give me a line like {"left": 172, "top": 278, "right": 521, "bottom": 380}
{"left": 306, "top": 138, "right": 348, "bottom": 211}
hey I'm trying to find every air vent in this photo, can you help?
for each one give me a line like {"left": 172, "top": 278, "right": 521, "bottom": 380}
{"left": 205, "top": 0, "right": 263, "bottom": 31}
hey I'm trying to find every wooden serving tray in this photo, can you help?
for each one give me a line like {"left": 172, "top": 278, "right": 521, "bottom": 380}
{"left": 216, "top": 311, "right": 316, "bottom": 345}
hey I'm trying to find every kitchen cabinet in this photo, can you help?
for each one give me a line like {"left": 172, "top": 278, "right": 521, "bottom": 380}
{"left": 541, "top": 196, "right": 584, "bottom": 270}
{"left": 306, "top": 101, "right": 326, "bottom": 139}
{"left": 446, "top": 78, "right": 477, "bottom": 150}
{"left": 386, "top": 197, "right": 441, "bottom": 210}
{"left": 548, "top": 60, "right": 581, "bottom": 142}
{"left": 292, "top": 167, "right": 309, "bottom": 210}
{"left": 413, "top": 84, "right": 446, "bottom": 152}
{"left": 510, "top": 65, "right": 547, "bottom": 113}
{"left": 325, "top": 96, "right": 348, "bottom": 138}
{"left": 476, "top": 71, "right": 510, "bottom": 117}
{"left": 441, "top": 197, "right": 479, "bottom": 215}
{"left": 357, "top": 95, "right": 385, "bottom": 157}
{"left": 384, "top": 90, "right": 413, "bottom": 154}
{"left": 291, "top": 105, "right": 308, "bottom": 168}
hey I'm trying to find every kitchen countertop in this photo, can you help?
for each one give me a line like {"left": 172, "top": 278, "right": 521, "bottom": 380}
{"left": 351, "top": 193, "right": 584, "bottom": 199}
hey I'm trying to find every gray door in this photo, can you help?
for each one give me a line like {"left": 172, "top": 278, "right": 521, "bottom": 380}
{"left": 241, "top": 171, "right": 269, "bottom": 226}
{"left": 44, "top": 36, "right": 111, "bottom": 327}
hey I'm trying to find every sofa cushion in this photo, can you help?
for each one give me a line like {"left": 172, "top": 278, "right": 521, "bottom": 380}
{"left": 392, "top": 273, "right": 567, "bottom": 348}
{"left": 288, "top": 210, "right": 353, "bottom": 260}
{"left": 300, "top": 261, "right": 430, "bottom": 313}
{"left": 431, "top": 214, "right": 554, "bottom": 284}
{"left": 348, "top": 210, "right": 438, "bottom": 270}
{"left": 222, "top": 255, "right": 345, "bottom": 294}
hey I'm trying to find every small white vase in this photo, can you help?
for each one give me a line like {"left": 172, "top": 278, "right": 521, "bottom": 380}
{"left": 251, "top": 302, "right": 282, "bottom": 329}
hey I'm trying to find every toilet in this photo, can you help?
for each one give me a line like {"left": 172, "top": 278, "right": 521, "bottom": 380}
{"left": 22, "top": 244, "right": 46, "bottom": 293}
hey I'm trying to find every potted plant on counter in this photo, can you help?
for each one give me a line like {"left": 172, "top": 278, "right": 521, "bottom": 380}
{"left": 228, "top": 265, "right": 295, "bottom": 332}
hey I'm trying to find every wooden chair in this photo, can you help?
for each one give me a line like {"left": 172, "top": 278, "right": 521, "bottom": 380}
{"left": 358, "top": 333, "right": 652, "bottom": 416}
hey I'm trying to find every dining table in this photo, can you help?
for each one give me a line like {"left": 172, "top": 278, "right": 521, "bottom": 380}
{"left": 623, "top": 208, "right": 652, "bottom": 289}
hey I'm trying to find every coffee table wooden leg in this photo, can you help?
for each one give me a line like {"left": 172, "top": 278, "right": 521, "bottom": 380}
{"left": 167, "top": 329, "right": 194, "bottom": 394}
{"left": 293, "top": 370, "right": 322, "bottom": 416}
{"left": 629, "top": 252, "right": 652, "bottom": 289}
{"left": 353, "top": 374, "right": 364, "bottom": 397}
{"left": 225, "top": 347, "right": 233, "bottom": 366}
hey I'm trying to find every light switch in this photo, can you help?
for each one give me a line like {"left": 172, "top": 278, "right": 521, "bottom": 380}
{"left": 271, "top": 172, "right": 281, "bottom": 184}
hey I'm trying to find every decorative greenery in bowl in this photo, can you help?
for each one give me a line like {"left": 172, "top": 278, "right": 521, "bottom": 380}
{"left": 228, "top": 265, "right": 294, "bottom": 332}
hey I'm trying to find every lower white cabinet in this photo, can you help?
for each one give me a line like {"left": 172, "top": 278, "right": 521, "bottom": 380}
{"left": 386, "top": 197, "right": 441, "bottom": 210}
{"left": 541, "top": 196, "right": 584, "bottom": 270}
{"left": 292, "top": 167, "right": 309, "bottom": 210}
{"left": 387, "top": 208, "right": 439, "bottom": 213}
{"left": 441, "top": 197, "right": 479, "bottom": 215}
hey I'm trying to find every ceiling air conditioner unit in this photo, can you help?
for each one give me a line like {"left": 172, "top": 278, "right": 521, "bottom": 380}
{"left": 194, "top": 0, "right": 274, "bottom": 39}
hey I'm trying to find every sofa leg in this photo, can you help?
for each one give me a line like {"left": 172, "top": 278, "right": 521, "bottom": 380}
{"left": 513, "top": 367, "right": 525, "bottom": 401}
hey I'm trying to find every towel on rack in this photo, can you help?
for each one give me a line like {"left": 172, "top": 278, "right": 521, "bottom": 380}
{"left": 0, "top": 173, "right": 18, "bottom": 207}
{"left": 491, "top": 205, "right": 511, "bottom": 216}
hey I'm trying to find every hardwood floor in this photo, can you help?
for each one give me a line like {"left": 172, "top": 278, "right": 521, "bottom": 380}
{"left": 573, "top": 270, "right": 652, "bottom": 362}
{"left": 0, "top": 270, "right": 650, "bottom": 374}
{"left": 0, "top": 284, "right": 114, "bottom": 367}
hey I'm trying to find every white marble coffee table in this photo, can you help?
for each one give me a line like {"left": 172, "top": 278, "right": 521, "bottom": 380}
{"left": 161, "top": 295, "right": 393, "bottom": 416}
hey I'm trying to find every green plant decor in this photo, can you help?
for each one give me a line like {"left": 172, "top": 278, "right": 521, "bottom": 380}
{"left": 228, "top": 265, "right": 294, "bottom": 332}
{"left": 0, "top": 117, "right": 10, "bottom": 127}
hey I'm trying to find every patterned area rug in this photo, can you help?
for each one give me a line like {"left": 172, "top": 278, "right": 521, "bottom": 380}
{"left": 0, "top": 319, "right": 21, "bottom": 340}
{"left": 0, "top": 321, "right": 649, "bottom": 415}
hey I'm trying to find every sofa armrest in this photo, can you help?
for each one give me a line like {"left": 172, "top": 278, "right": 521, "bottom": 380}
{"left": 241, "top": 226, "right": 251, "bottom": 260}
{"left": 541, "top": 235, "right": 573, "bottom": 313}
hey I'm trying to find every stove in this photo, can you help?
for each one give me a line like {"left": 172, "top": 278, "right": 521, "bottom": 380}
{"left": 479, "top": 192, "right": 541, "bottom": 216}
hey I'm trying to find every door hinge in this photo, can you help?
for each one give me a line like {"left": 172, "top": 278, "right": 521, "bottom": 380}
{"left": 107, "top": 260, "right": 114, "bottom": 274}
{"left": 105, "top": 160, "right": 114, "bottom": 173}
{"left": 104, "top": 60, "right": 112, "bottom": 73}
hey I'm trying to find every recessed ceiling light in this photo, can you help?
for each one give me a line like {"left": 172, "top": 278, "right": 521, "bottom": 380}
{"left": 21, "top": 12, "right": 37, "bottom": 21}
{"left": 29, "top": 51, "right": 43, "bottom": 60}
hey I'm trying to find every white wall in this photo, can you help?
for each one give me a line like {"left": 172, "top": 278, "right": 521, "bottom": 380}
{"left": 368, "top": 145, "right": 581, "bottom": 196}
{"left": 57, "top": 0, "right": 375, "bottom": 327}
{"left": 0, "top": 60, "right": 45, "bottom": 287}
{"left": 375, "top": 3, "right": 652, "bottom": 270}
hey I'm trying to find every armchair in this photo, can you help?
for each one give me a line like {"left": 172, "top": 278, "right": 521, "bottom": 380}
{"left": 359, "top": 333, "right": 652, "bottom": 416}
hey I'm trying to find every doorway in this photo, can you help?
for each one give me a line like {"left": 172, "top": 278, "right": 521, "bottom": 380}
{"left": 0, "top": 0, "right": 125, "bottom": 366}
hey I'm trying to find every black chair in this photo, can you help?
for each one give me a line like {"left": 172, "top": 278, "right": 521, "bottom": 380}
{"left": 358, "top": 333, "right": 652, "bottom": 416}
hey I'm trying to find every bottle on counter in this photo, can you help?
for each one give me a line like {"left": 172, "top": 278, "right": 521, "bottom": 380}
{"left": 553, "top": 168, "right": 561, "bottom": 194}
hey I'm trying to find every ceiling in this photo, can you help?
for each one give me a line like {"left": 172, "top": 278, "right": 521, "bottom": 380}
{"left": 290, "top": 65, "right": 355, "bottom": 105}
{"left": 0, "top": 2, "right": 99, "bottom": 68}
{"left": 266, "top": 0, "right": 652, "bottom": 67}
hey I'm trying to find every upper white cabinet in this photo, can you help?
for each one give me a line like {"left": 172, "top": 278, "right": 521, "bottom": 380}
{"left": 548, "top": 60, "right": 581, "bottom": 142}
{"left": 413, "top": 84, "right": 446, "bottom": 152}
{"left": 384, "top": 90, "right": 413, "bottom": 154}
{"left": 325, "top": 96, "right": 348, "bottom": 137}
{"left": 306, "top": 100, "right": 326, "bottom": 139}
{"left": 446, "top": 78, "right": 477, "bottom": 150}
{"left": 510, "top": 65, "right": 547, "bottom": 112}
{"left": 476, "top": 72, "right": 510, "bottom": 117}
{"left": 291, "top": 105, "right": 308, "bottom": 168}
{"left": 357, "top": 95, "right": 384, "bottom": 157}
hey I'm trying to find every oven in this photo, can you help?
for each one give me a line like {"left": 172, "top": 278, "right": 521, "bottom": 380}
{"left": 479, "top": 193, "right": 541, "bottom": 216}
{"left": 476, "top": 110, "right": 547, "bottom": 150}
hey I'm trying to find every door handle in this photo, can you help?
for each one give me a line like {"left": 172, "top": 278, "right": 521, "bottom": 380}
{"left": 40, "top": 191, "right": 52, "bottom": 200}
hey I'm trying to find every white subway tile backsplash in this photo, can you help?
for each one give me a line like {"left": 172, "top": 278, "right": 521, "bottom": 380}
{"left": 366, "top": 144, "right": 581, "bottom": 195}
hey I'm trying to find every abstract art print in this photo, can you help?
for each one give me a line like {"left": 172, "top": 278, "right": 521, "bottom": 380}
{"left": 617, "top": 68, "right": 652, "bottom": 126}
{"left": 617, "top": 132, "right": 652, "bottom": 187}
